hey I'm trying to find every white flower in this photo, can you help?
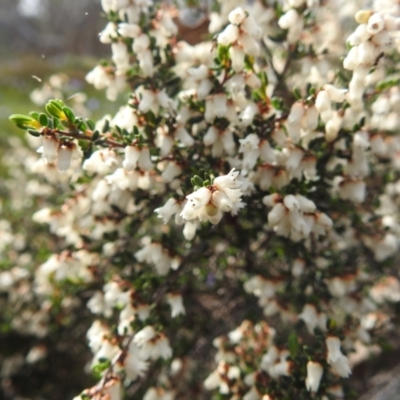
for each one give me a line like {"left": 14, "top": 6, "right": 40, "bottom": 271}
{"left": 278, "top": 9, "right": 298, "bottom": 29}
{"left": 134, "top": 327, "right": 172, "bottom": 361}
{"left": 230, "top": 46, "right": 245, "bottom": 72}
{"left": 99, "top": 22, "right": 118, "bottom": 43}
{"left": 180, "top": 187, "right": 212, "bottom": 221}
{"left": 299, "top": 304, "right": 319, "bottom": 334}
{"left": 183, "top": 220, "right": 198, "bottom": 241}
{"left": 40, "top": 136, "right": 59, "bottom": 164}
{"left": 370, "top": 233, "right": 398, "bottom": 261}
{"left": 161, "top": 162, "right": 182, "bottom": 183}
{"left": 243, "top": 386, "right": 261, "bottom": 400}
{"left": 138, "top": 89, "right": 173, "bottom": 115}
{"left": 166, "top": 293, "right": 185, "bottom": 318}
{"left": 123, "top": 145, "right": 140, "bottom": 171}
{"left": 238, "top": 33, "right": 260, "bottom": 57}
{"left": 137, "top": 49, "right": 154, "bottom": 77}
{"left": 239, "top": 134, "right": 260, "bottom": 173}
{"left": 86, "top": 66, "right": 112, "bottom": 90}
{"left": 57, "top": 143, "right": 75, "bottom": 171}
{"left": 112, "top": 42, "right": 130, "bottom": 73}
{"left": 118, "top": 22, "right": 141, "bottom": 38}
{"left": 305, "top": 361, "right": 323, "bottom": 393}
{"left": 135, "top": 241, "right": 173, "bottom": 276}
{"left": 367, "top": 13, "right": 385, "bottom": 35}
{"left": 269, "top": 360, "right": 292, "bottom": 379}
{"left": 261, "top": 346, "right": 279, "bottom": 371}
{"left": 180, "top": 169, "right": 243, "bottom": 226}
{"left": 315, "top": 90, "right": 331, "bottom": 113}
{"left": 134, "top": 326, "right": 156, "bottom": 346}
{"left": 154, "top": 198, "right": 180, "bottom": 224}
{"left": 175, "top": 126, "right": 194, "bottom": 146}
{"left": 339, "top": 179, "right": 366, "bottom": 203}
{"left": 133, "top": 33, "right": 150, "bottom": 53}
{"left": 217, "top": 24, "right": 239, "bottom": 46}
{"left": 120, "top": 342, "right": 148, "bottom": 382}
{"left": 292, "top": 258, "right": 305, "bottom": 277}
{"left": 325, "top": 336, "right": 351, "bottom": 377}
{"left": 228, "top": 7, "right": 247, "bottom": 25}
{"left": 83, "top": 149, "right": 119, "bottom": 175}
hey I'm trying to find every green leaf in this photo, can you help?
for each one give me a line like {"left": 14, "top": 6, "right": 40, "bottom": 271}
{"left": 102, "top": 119, "right": 110, "bottom": 133}
{"left": 192, "top": 175, "right": 204, "bottom": 187}
{"left": 62, "top": 107, "right": 75, "bottom": 122}
{"left": 91, "top": 359, "right": 111, "bottom": 379}
{"left": 39, "top": 113, "right": 49, "bottom": 127}
{"left": 27, "top": 129, "right": 41, "bottom": 137}
{"left": 217, "top": 44, "right": 229, "bottom": 63}
{"left": 45, "top": 101, "right": 65, "bottom": 119}
{"left": 9, "top": 114, "right": 40, "bottom": 130}
{"left": 288, "top": 332, "right": 299, "bottom": 358}
{"left": 29, "top": 111, "right": 40, "bottom": 121}
{"left": 78, "top": 120, "right": 87, "bottom": 131}
{"left": 9, "top": 114, "right": 33, "bottom": 124}
{"left": 271, "top": 97, "right": 284, "bottom": 110}
{"left": 92, "top": 130, "right": 100, "bottom": 141}
{"left": 376, "top": 77, "right": 400, "bottom": 92}
{"left": 52, "top": 100, "right": 64, "bottom": 109}
{"left": 86, "top": 119, "right": 95, "bottom": 130}
{"left": 327, "top": 318, "right": 337, "bottom": 330}
{"left": 293, "top": 87, "right": 302, "bottom": 100}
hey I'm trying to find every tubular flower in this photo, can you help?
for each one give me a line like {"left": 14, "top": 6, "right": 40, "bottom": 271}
{"left": 305, "top": 361, "right": 323, "bottom": 393}
{"left": 326, "top": 336, "right": 351, "bottom": 378}
{"left": 180, "top": 169, "right": 243, "bottom": 225}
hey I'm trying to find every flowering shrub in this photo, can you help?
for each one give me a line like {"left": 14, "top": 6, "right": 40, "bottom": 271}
{"left": 7, "top": 0, "right": 400, "bottom": 398}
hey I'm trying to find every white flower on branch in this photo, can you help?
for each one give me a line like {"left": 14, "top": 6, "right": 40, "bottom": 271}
{"left": 123, "top": 145, "right": 153, "bottom": 172}
{"left": 116, "top": 342, "right": 149, "bottom": 383}
{"left": 137, "top": 88, "right": 174, "bottom": 115}
{"left": 305, "top": 361, "right": 323, "bottom": 393}
{"left": 83, "top": 149, "right": 119, "bottom": 175}
{"left": 326, "top": 336, "right": 351, "bottom": 378}
{"left": 239, "top": 134, "right": 260, "bottom": 174}
{"left": 180, "top": 169, "right": 244, "bottom": 225}
{"left": 166, "top": 293, "right": 185, "bottom": 318}
{"left": 154, "top": 198, "right": 181, "bottom": 224}
{"left": 39, "top": 135, "right": 59, "bottom": 164}
{"left": 135, "top": 241, "right": 175, "bottom": 276}
{"left": 134, "top": 326, "right": 172, "bottom": 361}
{"left": 265, "top": 194, "right": 332, "bottom": 241}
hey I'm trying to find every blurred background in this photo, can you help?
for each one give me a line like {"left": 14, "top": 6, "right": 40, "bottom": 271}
{"left": 0, "top": 0, "right": 111, "bottom": 138}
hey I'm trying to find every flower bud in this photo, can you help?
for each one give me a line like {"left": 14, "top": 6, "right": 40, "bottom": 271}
{"left": 228, "top": 7, "right": 246, "bottom": 25}
{"left": 355, "top": 10, "right": 373, "bottom": 24}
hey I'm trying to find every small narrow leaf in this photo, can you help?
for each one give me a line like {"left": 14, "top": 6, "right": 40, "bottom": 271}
{"left": 192, "top": 175, "right": 204, "bottom": 187}
{"left": 39, "top": 113, "right": 49, "bottom": 127}
{"left": 288, "top": 332, "right": 299, "bottom": 358}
